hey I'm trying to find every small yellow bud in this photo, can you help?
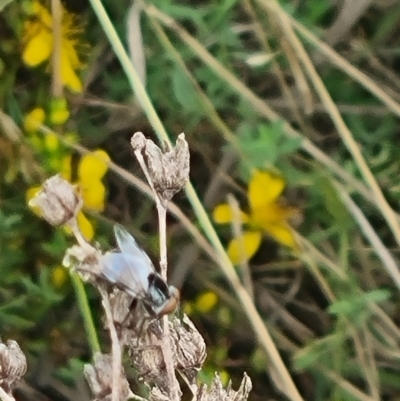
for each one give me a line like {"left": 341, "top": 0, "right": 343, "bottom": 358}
{"left": 49, "top": 97, "right": 70, "bottom": 125}
{"left": 195, "top": 291, "right": 218, "bottom": 313}
{"left": 24, "top": 108, "right": 45, "bottom": 133}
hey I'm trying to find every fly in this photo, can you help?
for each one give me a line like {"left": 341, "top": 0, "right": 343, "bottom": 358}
{"left": 99, "top": 225, "right": 179, "bottom": 318}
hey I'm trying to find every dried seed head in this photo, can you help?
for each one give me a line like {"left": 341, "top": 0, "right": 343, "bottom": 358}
{"left": 29, "top": 174, "right": 81, "bottom": 226}
{"left": 131, "top": 132, "right": 190, "bottom": 206}
{"left": 149, "top": 386, "right": 172, "bottom": 401}
{"left": 107, "top": 289, "right": 139, "bottom": 345}
{"left": 170, "top": 315, "right": 206, "bottom": 385}
{"left": 128, "top": 330, "right": 176, "bottom": 394}
{"left": 84, "top": 353, "right": 130, "bottom": 401}
{"left": 197, "top": 372, "right": 252, "bottom": 401}
{"left": 0, "top": 340, "right": 27, "bottom": 394}
{"left": 62, "top": 244, "right": 102, "bottom": 282}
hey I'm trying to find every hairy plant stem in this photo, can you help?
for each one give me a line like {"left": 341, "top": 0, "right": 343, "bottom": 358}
{"left": 133, "top": 145, "right": 180, "bottom": 401}
{"left": 157, "top": 202, "right": 180, "bottom": 401}
{"left": 99, "top": 287, "right": 122, "bottom": 401}
{"left": 67, "top": 216, "right": 101, "bottom": 354}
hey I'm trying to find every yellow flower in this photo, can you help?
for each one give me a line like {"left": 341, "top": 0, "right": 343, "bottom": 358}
{"left": 195, "top": 291, "right": 218, "bottom": 313}
{"left": 24, "top": 107, "right": 45, "bottom": 133}
{"left": 22, "top": 0, "right": 85, "bottom": 92}
{"left": 23, "top": 106, "right": 71, "bottom": 171}
{"left": 73, "top": 150, "right": 110, "bottom": 212}
{"left": 213, "top": 170, "right": 298, "bottom": 264}
{"left": 62, "top": 150, "right": 110, "bottom": 240}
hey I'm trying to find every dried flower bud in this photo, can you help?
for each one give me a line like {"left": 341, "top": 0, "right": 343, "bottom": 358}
{"left": 197, "top": 372, "right": 252, "bottom": 401}
{"left": 128, "top": 332, "right": 172, "bottom": 393}
{"left": 107, "top": 289, "right": 138, "bottom": 345}
{"left": 29, "top": 174, "right": 81, "bottom": 226}
{"left": 170, "top": 315, "right": 206, "bottom": 385}
{"left": 63, "top": 244, "right": 102, "bottom": 282}
{"left": 129, "top": 321, "right": 176, "bottom": 394}
{"left": 84, "top": 353, "right": 130, "bottom": 401}
{"left": 0, "top": 340, "right": 27, "bottom": 394}
{"left": 149, "top": 386, "right": 171, "bottom": 401}
{"left": 131, "top": 132, "right": 190, "bottom": 206}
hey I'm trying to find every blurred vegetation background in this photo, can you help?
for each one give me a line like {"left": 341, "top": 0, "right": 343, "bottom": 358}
{"left": 2, "top": 0, "right": 400, "bottom": 400}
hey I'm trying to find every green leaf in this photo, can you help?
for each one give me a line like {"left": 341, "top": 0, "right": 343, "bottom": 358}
{"left": 328, "top": 289, "right": 391, "bottom": 320}
{"left": 171, "top": 69, "right": 200, "bottom": 113}
{"left": 316, "top": 174, "right": 352, "bottom": 225}
{"left": 238, "top": 121, "right": 302, "bottom": 169}
{"left": 0, "top": 313, "right": 35, "bottom": 330}
{"left": 294, "top": 333, "right": 343, "bottom": 371}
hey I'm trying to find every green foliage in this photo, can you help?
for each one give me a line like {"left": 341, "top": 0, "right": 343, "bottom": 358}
{"left": 0, "top": 207, "right": 64, "bottom": 336}
{"left": 2, "top": 0, "right": 400, "bottom": 399}
{"left": 328, "top": 289, "right": 391, "bottom": 323}
{"left": 294, "top": 333, "right": 345, "bottom": 371}
{"left": 238, "top": 121, "right": 303, "bottom": 169}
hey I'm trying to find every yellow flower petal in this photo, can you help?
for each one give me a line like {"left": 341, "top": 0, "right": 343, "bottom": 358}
{"left": 213, "top": 203, "right": 249, "bottom": 224}
{"left": 62, "top": 34, "right": 82, "bottom": 69}
{"left": 32, "top": 1, "right": 52, "bottom": 27}
{"left": 77, "top": 211, "right": 94, "bottom": 241}
{"left": 78, "top": 150, "right": 110, "bottom": 182}
{"left": 80, "top": 180, "right": 106, "bottom": 211}
{"left": 248, "top": 170, "right": 285, "bottom": 211}
{"left": 26, "top": 185, "right": 42, "bottom": 215}
{"left": 22, "top": 27, "right": 52, "bottom": 67}
{"left": 195, "top": 291, "right": 218, "bottom": 313}
{"left": 60, "top": 49, "right": 82, "bottom": 92}
{"left": 24, "top": 108, "right": 45, "bottom": 133}
{"left": 251, "top": 202, "right": 297, "bottom": 228}
{"left": 265, "top": 224, "right": 298, "bottom": 250}
{"left": 227, "top": 231, "right": 262, "bottom": 265}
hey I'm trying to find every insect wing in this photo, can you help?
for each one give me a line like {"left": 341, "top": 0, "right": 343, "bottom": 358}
{"left": 114, "top": 225, "right": 155, "bottom": 272}
{"left": 99, "top": 225, "right": 156, "bottom": 298}
{"left": 100, "top": 252, "right": 149, "bottom": 298}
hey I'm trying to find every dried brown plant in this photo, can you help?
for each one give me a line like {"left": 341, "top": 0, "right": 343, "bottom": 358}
{"left": 0, "top": 339, "right": 27, "bottom": 401}
{"left": 26, "top": 134, "right": 252, "bottom": 401}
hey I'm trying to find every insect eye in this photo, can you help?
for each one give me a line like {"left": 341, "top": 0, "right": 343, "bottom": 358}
{"left": 148, "top": 273, "right": 169, "bottom": 295}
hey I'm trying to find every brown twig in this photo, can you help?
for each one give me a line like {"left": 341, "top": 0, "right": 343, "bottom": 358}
{"left": 51, "top": 0, "right": 63, "bottom": 97}
{"left": 98, "top": 287, "right": 122, "bottom": 401}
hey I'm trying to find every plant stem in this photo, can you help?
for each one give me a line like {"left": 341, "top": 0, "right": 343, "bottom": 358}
{"left": 68, "top": 216, "right": 101, "bottom": 355}
{"left": 51, "top": 0, "right": 63, "bottom": 98}
{"left": 157, "top": 202, "right": 180, "bottom": 401}
{"left": 157, "top": 204, "right": 167, "bottom": 280}
{"left": 70, "top": 273, "right": 101, "bottom": 355}
{"left": 99, "top": 287, "right": 121, "bottom": 401}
